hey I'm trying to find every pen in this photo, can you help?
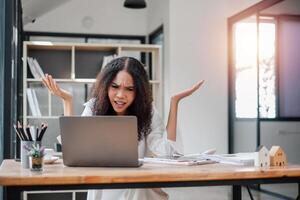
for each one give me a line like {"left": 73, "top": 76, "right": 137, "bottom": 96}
{"left": 25, "top": 126, "right": 33, "bottom": 141}
{"left": 36, "top": 127, "right": 39, "bottom": 141}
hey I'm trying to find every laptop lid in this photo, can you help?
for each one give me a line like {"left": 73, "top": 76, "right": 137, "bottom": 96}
{"left": 59, "top": 116, "right": 140, "bottom": 167}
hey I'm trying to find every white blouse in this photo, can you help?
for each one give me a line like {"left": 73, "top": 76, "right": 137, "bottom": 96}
{"left": 81, "top": 99, "right": 182, "bottom": 200}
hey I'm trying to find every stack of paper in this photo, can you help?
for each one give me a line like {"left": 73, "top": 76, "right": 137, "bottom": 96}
{"left": 203, "top": 153, "right": 255, "bottom": 166}
{"left": 141, "top": 156, "right": 216, "bottom": 166}
{"left": 26, "top": 88, "right": 42, "bottom": 116}
{"left": 141, "top": 149, "right": 255, "bottom": 166}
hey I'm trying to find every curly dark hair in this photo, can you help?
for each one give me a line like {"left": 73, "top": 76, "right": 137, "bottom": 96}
{"left": 91, "top": 57, "right": 153, "bottom": 141}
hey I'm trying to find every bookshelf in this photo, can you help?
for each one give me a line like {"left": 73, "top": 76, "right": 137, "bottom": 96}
{"left": 22, "top": 41, "right": 163, "bottom": 149}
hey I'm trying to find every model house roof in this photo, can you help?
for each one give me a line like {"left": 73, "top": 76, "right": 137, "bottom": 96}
{"left": 256, "top": 145, "right": 268, "bottom": 152}
{"left": 269, "top": 146, "right": 284, "bottom": 156}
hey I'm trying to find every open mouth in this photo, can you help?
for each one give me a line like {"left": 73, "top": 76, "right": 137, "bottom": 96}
{"left": 113, "top": 100, "right": 127, "bottom": 109}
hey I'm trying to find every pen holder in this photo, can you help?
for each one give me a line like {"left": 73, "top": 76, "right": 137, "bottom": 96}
{"left": 21, "top": 141, "right": 41, "bottom": 169}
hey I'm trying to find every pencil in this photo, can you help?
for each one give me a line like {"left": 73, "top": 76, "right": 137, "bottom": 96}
{"left": 37, "top": 123, "right": 44, "bottom": 141}
{"left": 17, "top": 123, "right": 28, "bottom": 141}
{"left": 13, "top": 124, "right": 24, "bottom": 141}
{"left": 37, "top": 125, "right": 47, "bottom": 141}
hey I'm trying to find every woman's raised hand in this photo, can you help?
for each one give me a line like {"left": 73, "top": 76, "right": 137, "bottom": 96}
{"left": 42, "top": 74, "right": 73, "bottom": 115}
{"left": 42, "top": 74, "right": 72, "bottom": 101}
{"left": 166, "top": 80, "right": 204, "bottom": 141}
{"left": 172, "top": 80, "right": 204, "bottom": 102}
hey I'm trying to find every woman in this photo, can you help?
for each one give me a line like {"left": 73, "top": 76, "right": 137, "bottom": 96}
{"left": 43, "top": 56, "right": 204, "bottom": 200}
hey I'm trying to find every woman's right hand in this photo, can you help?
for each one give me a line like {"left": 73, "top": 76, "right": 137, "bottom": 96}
{"left": 42, "top": 74, "right": 73, "bottom": 101}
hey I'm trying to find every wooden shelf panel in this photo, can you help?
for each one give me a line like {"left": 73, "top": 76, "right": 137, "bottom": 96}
{"left": 26, "top": 42, "right": 73, "bottom": 51}
{"left": 24, "top": 42, "right": 161, "bottom": 52}
{"left": 26, "top": 116, "right": 60, "bottom": 119}
{"left": 74, "top": 45, "right": 118, "bottom": 51}
{"left": 27, "top": 78, "right": 95, "bottom": 83}
{"left": 121, "top": 46, "right": 160, "bottom": 52}
{"left": 27, "top": 79, "right": 160, "bottom": 84}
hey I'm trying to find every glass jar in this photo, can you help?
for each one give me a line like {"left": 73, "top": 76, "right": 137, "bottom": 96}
{"left": 29, "top": 156, "right": 44, "bottom": 171}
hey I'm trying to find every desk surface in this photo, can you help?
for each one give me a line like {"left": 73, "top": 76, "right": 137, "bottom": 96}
{"left": 1, "top": 159, "right": 300, "bottom": 186}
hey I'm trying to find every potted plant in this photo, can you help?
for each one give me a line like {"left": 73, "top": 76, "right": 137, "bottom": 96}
{"left": 24, "top": 143, "right": 45, "bottom": 171}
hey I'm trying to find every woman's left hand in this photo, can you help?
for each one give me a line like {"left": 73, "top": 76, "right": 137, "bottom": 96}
{"left": 166, "top": 80, "right": 204, "bottom": 141}
{"left": 172, "top": 80, "right": 204, "bottom": 102}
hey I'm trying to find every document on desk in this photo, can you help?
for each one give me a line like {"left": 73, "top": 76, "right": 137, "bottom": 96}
{"left": 202, "top": 153, "right": 255, "bottom": 166}
{"left": 141, "top": 156, "right": 217, "bottom": 166}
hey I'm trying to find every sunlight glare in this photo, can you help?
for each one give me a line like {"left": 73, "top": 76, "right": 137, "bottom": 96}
{"left": 235, "top": 22, "right": 276, "bottom": 118}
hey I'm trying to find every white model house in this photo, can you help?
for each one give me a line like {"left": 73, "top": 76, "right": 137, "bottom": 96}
{"left": 254, "top": 145, "right": 270, "bottom": 167}
{"left": 269, "top": 146, "right": 287, "bottom": 167}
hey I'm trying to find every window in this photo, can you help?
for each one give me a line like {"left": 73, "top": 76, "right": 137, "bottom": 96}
{"left": 234, "top": 16, "right": 300, "bottom": 119}
{"left": 234, "top": 19, "right": 276, "bottom": 118}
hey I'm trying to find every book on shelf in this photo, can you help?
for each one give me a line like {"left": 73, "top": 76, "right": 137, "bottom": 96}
{"left": 27, "top": 57, "right": 40, "bottom": 79}
{"left": 27, "top": 57, "right": 45, "bottom": 79}
{"left": 32, "top": 58, "right": 45, "bottom": 78}
{"left": 26, "top": 88, "right": 42, "bottom": 117}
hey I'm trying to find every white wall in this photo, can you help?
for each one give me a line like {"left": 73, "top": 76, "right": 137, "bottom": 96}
{"left": 147, "top": 0, "right": 169, "bottom": 34}
{"left": 23, "top": 0, "right": 261, "bottom": 154}
{"left": 168, "top": 0, "right": 260, "bottom": 154}
{"left": 24, "top": 0, "right": 148, "bottom": 35}
{"left": 234, "top": 121, "right": 257, "bottom": 153}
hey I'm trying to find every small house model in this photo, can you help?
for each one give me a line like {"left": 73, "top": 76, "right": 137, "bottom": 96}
{"left": 269, "top": 146, "right": 287, "bottom": 167}
{"left": 254, "top": 145, "right": 270, "bottom": 167}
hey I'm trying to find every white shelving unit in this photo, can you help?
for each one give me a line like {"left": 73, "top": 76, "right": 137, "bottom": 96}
{"left": 23, "top": 41, "right": 163, "bottom": 122}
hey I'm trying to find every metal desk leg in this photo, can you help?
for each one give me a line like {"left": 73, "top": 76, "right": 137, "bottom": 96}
{"left": 232, "top": 185, "right": 242, "bottom": 200}
{"left": 4, "top": 186, "right": 22, "bottom": 200}
{"left": 246, "top": 186, "right": 254, "bottom": 200}
{"left": 297, "top": 183, "right": 300, "bottom": 200}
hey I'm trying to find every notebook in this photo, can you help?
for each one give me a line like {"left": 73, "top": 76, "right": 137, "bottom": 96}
{"left": 59, "top": 116, "right": 141, "bottom": 167}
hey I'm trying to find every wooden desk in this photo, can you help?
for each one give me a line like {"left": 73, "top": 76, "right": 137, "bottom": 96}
{"left": 1, "top": 159, "right": 300, "bottom": 200}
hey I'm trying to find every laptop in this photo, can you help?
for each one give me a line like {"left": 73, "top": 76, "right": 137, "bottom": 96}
{"left": 59, "top": 116, "right": 141, "bottom": 167}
